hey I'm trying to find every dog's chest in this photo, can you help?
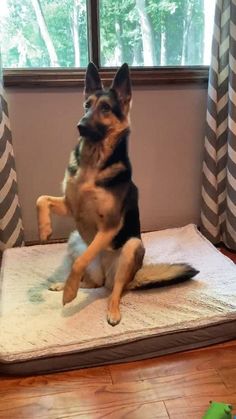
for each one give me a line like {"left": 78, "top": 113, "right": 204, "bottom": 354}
{"left": 64, "top": 166, "right": 115, "bottom": 242}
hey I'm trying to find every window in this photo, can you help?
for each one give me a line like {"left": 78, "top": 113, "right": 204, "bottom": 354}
{"left": 99, "top": 0, "right": 215, "bottom": 67}
{"left": 0, "top": 0, "right": 216, "bottom": 86}
{"left": 0, "top": 0, "right": 88, "bottom": 68}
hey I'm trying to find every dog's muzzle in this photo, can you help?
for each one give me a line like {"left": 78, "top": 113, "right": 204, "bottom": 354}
{"left": 77, "top": 120, "right": 107, "bottom": 142}
{"left": 77, "top": 122, "right": 91, "bottom": 137}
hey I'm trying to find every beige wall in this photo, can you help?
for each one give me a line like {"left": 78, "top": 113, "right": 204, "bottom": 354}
{"left": 6, "top": 84, "right": 207, "bottom": 241}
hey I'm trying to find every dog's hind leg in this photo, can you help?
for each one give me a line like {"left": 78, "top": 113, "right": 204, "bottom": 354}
{"left": 107, "top": 238, "right": 145, "bottom": 326}
{"left": 49, "top": 231, "right": 105, "bottom": 291}
{"left": 36, "top": 196, "right": 70, "bottom": 241}
{"left": 63, "top": 227, "right": 120, "bottom": 305}
{"left": 49, "top": 269, "right": 103, "bottom": 291}
{"left": 50, "top": 268, "right": 103, "bottom": 291}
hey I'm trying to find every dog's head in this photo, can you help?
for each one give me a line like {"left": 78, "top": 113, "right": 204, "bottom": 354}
{"left": 77, "top": 63, "right": 132, "bottom": 142}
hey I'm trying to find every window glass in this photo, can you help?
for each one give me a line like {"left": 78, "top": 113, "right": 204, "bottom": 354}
{"left": 0, "top": 0, "right": 88, "bottom": 68}
{"left": 99, "top": 0, "right": 216, "bottom": 67}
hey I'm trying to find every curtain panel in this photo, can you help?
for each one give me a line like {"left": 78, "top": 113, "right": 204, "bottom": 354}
{"left": 201, "top": 0, "right": 236, "bottom": 250}
{"left": 0, "top": 56, "right": 24, "bottom": 252}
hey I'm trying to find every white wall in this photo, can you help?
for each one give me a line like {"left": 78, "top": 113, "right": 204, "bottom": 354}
{"left": 6, "top": 84, "right": 207, "bottom": 241}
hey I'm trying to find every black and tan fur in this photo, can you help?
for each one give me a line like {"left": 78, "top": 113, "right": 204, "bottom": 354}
{"left": 36, "top": 63, "right": 198, "bottom": 326}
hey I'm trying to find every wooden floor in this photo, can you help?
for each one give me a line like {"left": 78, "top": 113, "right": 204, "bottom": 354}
{"left": 1, "top": 248, "right": 236, "bottom": 419}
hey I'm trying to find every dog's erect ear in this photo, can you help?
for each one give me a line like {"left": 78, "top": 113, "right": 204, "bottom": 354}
{"left": 84, "top": 62, "right": 103, "bottom": 98}
{"left": 111, "top": 63, "right": 131, "bottom": 104}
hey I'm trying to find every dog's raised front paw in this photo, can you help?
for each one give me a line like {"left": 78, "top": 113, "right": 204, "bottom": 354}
{"left": 36, "top": 196, "right": 52, "bottom": 241}
{"left": 39, "top": 223, "right": 52, "bottom": 242}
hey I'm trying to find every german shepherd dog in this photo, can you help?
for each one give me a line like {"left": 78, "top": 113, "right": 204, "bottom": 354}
{"left": 36, "top": 63, "right": 198, "bottom": 326}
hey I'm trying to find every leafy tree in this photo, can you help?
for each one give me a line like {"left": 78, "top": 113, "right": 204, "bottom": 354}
{"left": 0, "top": 0, "right": 87, "bottom": 67}
{"left": 0, "top": 0, "right": 212, "bottom": 68}
{"left": 31, "top": 0, "right": 59, "bottom": 66}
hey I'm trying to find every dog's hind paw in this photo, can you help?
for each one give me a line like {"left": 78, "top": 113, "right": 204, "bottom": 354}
{"left": 49, "top": 282, "right": 65, "bottom": 291}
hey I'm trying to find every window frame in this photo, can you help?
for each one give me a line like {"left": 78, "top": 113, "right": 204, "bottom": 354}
{"left": 2, "top": 0, "right": 210, "bottom": 88}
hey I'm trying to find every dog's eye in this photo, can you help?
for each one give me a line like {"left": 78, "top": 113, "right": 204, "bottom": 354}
{"left": 84, "top": 101, "right": 91, "bottom": 110}
{"left": 101, "top": 103, "right": 111, "bottom": 113}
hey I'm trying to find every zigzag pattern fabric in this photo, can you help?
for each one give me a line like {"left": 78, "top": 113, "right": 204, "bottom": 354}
{"left": 0, "top": 59, "right": 24, "bottom": 252}
{"left": 201, "top": 0, "right": 236, "bottom": 249}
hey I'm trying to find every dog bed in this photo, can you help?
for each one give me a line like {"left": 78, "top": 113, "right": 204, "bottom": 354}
{"left": 1, "top": 224, "right": 236, "bottom": 376}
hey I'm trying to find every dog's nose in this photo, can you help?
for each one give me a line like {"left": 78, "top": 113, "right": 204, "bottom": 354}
{"left": 77, "top": 122, "right": 89, "bottom": 137}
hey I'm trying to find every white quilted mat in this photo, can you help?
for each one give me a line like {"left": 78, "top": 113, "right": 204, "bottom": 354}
{"left": 1, "top": 224, "right": 236, "bottom": 363}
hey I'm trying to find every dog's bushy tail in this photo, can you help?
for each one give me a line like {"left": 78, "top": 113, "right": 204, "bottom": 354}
{"left": 126, "top": 263, "right": 199, "bottom": 290}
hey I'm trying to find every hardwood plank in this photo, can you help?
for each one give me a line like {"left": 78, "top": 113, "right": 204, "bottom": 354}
{"left": 0, "top": 381, "right": 163, "bottom": 418}
{"left": 149, "top": 369, "right": 230, "bottom": 399}
{"left": 0, "top": 399, "right": 169, "bottom": 419}
{"left": 0, "top": 351, "right": 235, "bottom": 419}
{"left": 109, "top": 345, "right": 236, "bottom": 384}
{"left": 165, "top": 394, "right": 236, "bottom": 419}
{"left": 218, "top": 366, "right": 236, "bottom": 392}
{"left": 0, "top": 369, "right": 229, "bottom": 406}
{"left": 0, "top": 367, "right": 112, "bottom": 398}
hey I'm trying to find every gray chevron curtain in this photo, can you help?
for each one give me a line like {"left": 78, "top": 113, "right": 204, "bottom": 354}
{"left": 0, "top": 54, "right": 24, "bottom": 252}
{"left": 201, "top": 0, "right": 236, "bottom": 250}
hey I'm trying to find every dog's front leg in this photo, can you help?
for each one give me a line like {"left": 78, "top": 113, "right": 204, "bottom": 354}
{"left": 63, "top": 227, "right": 119, "bottom": 305}
{"left": 36, "top": 196, "right": 70, "bottom": 241}
{"left": 107, "top": 238, "right": 144, "bottom": 326}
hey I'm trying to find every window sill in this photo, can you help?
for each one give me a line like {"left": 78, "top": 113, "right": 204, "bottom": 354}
{"left": 3, "top": 66, "right": 209, "bottom": 88}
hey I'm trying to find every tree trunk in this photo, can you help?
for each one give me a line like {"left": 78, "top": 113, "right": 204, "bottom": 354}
{"left": 17, "top": 34, "right": 27, "bottom": 67}
{"left": 160, "top": 28, "right": 167, "bottom": 65}
{"left": 203, "top": 0, "right": 214, "bottom": 64}
{"left": 31, "top": 0, "right": 59, "bottom": 66}
{"left": 113, "top": 19, "right": 123, "bottom": 66}
{"left": 72, "top": 0, "right": 80, "bottom": 66}
{"left": 135, "top": 0, "right": 155, "bottom": 66}
{"left": 132, "top": 42, "right": 140, "bottom": 66}
{"left": 181, "top": 26, "right": 187, "bottom": 65}
{"left": 181, "top": 1, "right": 194, "bottom": 65}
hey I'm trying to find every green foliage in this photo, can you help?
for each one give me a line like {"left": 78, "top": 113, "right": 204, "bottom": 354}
{"left": 0, "top": 0, "right": 88, "bottom": 67}
{"left": 100, "top": 0, "right": 142, "bottom": 66}
{"left": 0, "top": 0, "right": 211, "bottom": 68}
